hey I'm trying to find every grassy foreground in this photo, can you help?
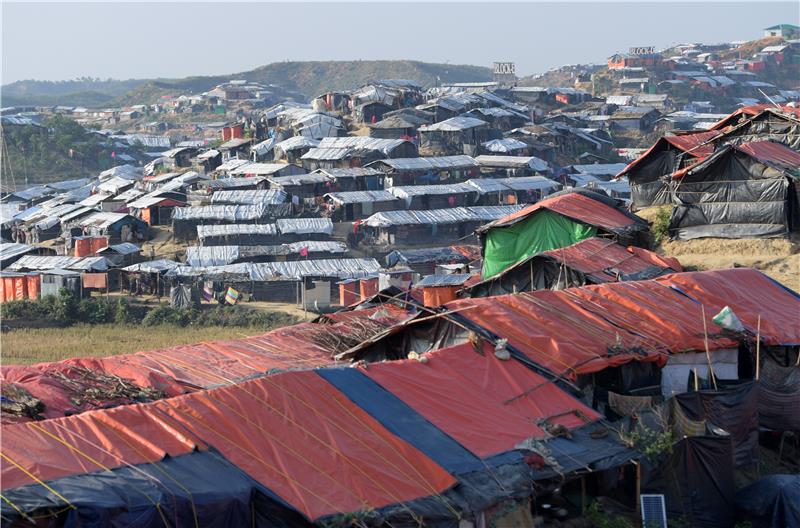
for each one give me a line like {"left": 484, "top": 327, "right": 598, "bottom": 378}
{"left": 1, "top": 325, "right": 259, "bottom": 365}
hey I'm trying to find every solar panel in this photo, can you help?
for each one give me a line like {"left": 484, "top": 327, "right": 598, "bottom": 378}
{"left": 640, "top": 494, "right": 667, "bottom": 528}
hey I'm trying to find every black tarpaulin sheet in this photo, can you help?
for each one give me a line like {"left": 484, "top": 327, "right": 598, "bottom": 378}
{"left": 758, "top": 358, "right": 800, "bottom": 431}
{"left": 669, "top": 146, "right": 795, "bottom": 240}
{"left": 675, "top": 381, "right": 759, "bottom": 467}
{"left": 316, "top": 367, "right": 494, "bottom": 474}
{"left": 736, "top": 475, "right": 800, "bottom": 528}
{"left": 642, "top": 436, "right": 736, "bottom": 528}
{"left": 0, "top": 450, "right": 303, "bottom": 527}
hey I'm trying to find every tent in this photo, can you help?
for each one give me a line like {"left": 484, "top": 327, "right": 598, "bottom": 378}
{"left": 669, "top": 141, "right": 800, "bottom": 240}
{"left": 477, "top": 190, "right": 649, "bottom": 278}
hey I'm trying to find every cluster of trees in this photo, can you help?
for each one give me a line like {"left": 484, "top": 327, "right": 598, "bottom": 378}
{"left": 3, "top": 115, "right": 121, "bottom": 183}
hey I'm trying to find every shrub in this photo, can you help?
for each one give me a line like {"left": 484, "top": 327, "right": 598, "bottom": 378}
{"left": 76, "top": 298, "right": 115, "bottom": 324}
{"left": 142, "top": 306, "right": 195, "bottom": 327}
{"left": 651, "top": 205, "right": 672, "bottom": 242}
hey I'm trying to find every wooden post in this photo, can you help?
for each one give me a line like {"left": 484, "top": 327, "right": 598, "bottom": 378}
{"left": 756, "top": 315, "right": 761, "bottom": 380}
{"left": 693, "top": 368, "right": 699, "bottom": 391}
{"left": 634, "top": 461, "right": 641, "bottom": 516}
{"left": 581, "top": 475, "right": 586, "bottom": 513}
{"left": 701, "top": 304, "right": 718, "bottom": 390}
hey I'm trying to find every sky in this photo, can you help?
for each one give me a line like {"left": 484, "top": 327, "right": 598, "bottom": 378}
{"left": 2, "top": 1, "right": 798, "bottom": 83}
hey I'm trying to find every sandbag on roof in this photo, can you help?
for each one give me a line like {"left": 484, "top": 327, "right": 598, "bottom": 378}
{"left": 1, "top": 371, "right": 457, "bottom": 522}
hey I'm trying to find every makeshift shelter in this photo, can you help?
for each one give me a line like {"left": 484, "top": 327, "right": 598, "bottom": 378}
{"left": 0, "top": 242, "right": 55, "bottom": 268}
{"left": 418, "top": 117, "right": 490, "bottom": 156}
{"left": 171, "top": 204, "right": 274, "bottom": 241}
{"left": 95, "top": 242, "right": 141, "bottom": 267}
{"left": 275, "top": 218, "right": 333, "bottom": 242}
{"left": 389, "top": 183, "right": 478, "bottom": 209}
{"left": 126, "top": 194, "right": 186, "bottom": 225}
{"left": 197, "top": 223, "right": 278, "bottom": 246}
{"left": 313, "top": 167, "right": 384, "bottom": 192}
{"left": 267, "top": 172, "right": 332, "bottom": 199}
{"left": 362, "top": 205, "right": 524, "bottom": 246}
{"left": 617, "top": 130, "right": 721, "bottom": 207}
{"left": 368, "top": 113, "right": 430, "bottom": 139}
{"left": 669, "top": 141, "right": 800, "bottom": 240}
{"left": 474, "top": 154, "right": 550, "bottom": 177}
{"left": 464, "top": 237, "right": 682, "bottom": 297}
{"left": 385, "top": 246, "right": 479, "bottom": 275}
{"left": 65, "top": 212, "right": 149, "bottom": 244}
{"left": 367, "top": 155, "right": 480, "bottom": 186}
{"left": 467, "top": 176, "right": 561, "bottom": 205}
{"left": 324, "top": 190, "right": 401, "bottom": 221}
{"left": 185, "top": 241, "right": 348, "bottom": 266}
{"left": 477, "top": 190, "right": 649, "bottom": 278}
{"left": 210, "top": 189, "right": 287, "bottom": 206}
{"left": 736, "top": 475, "right": 800, "bottom": 528}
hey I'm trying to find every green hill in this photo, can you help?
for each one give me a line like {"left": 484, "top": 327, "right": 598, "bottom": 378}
{"left": 4, "top": 60, "right": 492, "bottom": 108}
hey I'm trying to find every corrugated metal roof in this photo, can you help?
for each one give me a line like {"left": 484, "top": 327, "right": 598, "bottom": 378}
{"left": 389, "top": 183, "right": 475, "bottom": 198}
{"left": 230, "top": 163, "right": 303, "bottom": 176}
{"left": 121, "top": 259, "right": 180, "bottom": 273}
{"left": 325, "top": 190, "right": 398, "bottom": 204}
{"left": 167, "top": 258, "right": 381, "bottom": 281}
{"left": 467, "top": 176, "right": 560, "bottom": 193}
{"left": 185, "top": 241, "right": 348, "bottom": 267}
{"left": 570, "top": 164, "right": 629, "bottom": 176}
{"left": 475, "top": 155, "right": 550, "bottom": 171}
{"left": 197, "top": 223, "right": 277, "bottom": 238}
{"left": 419, "top": 116, "right": 488, "bottom": 132}
{"left": 72, "top": 212, "right": 132, "bottom": 229}
{"left": 268, "top": 173, "right": 330, "bottom": 186}
{"left": 96, "top": 243, "right": 141, "bottom": 256}
{"left": 203, "top": 177, "right": 268, "bottom": 189}
{"left": 8, "top": 255, "right": 107, "bottom": 272}
{"left": 172, "top": 204, "right": 269, "bottom": 221}
{"left": 211, "top": 190, "right": 287, "bottom": 205}
{"left": 276, "top": 218, "right": 333, "bottom": 235}
{"left": 275, "top": 136, "right": 320, "bottom": 152}
{"left": 416, "top": 273, "right": 472, "bottom": 287}
{"left": 0, "top": 243, "right": 36, "bottom": 262}
{"left": 363, "top": 205, "right": 523, "bottom": 227}
{"left": 216, "top": 159, "right": 252, "bottom": 172}
{"left": 482, "top": 138, "right": 529, "bottom": 153}
{"left": 369, "top": 155, "right": 478, "bottom": 172}
{"left": 314, "top": 167, "right": 382, "bottom": 179}
{"left": 301, "top": 147, "right": 350, "bottom": 160}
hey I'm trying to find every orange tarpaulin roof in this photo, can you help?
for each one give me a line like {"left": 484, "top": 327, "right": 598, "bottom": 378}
{"left": 479, "top": 192, "right": 642, "bottom": 234}
{"left": 657, "top": 269, "right": 800, "bottom": 346}
{"left": 1, "top": 371, "right": 456, "bottom": 520}
{"left": 446, "top": 291, "right": 667, "bottom": 378}
{"left": 364, "top": 342, "right": 600, "bottom": 457}
{"left": 536, "top": 237, "right": 682, "bottom": 282}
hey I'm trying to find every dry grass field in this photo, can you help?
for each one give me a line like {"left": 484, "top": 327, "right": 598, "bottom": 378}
{"left": 1, "top": 324, "right": 258, "bottom": 365}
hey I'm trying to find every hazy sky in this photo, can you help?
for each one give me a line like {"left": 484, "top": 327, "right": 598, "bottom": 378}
{"left": 2, "top": 2, "right": 798, "bottom": 83}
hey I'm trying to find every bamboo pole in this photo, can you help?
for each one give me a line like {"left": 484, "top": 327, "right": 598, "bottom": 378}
{"left": 701, "top": 305, "right": 718, "bottom": 390}
{"left": 756, "top": 315, "right": 761, "bottom": 381}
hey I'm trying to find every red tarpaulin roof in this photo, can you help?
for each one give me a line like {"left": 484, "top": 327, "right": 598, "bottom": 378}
{"left": 1, "top": 371, "right": 456, "bottom": 520}
{"left": 537, "top": 237, "right": 682, "bottom": 282}
{"left": 446, "top": 291, "right": 668, "bottom": 378}
{"left": 617, "top": 130, "right": 721, "bottom": 177}
{"left": 710, "top": 105, "right": 800, "bottom": 130}
{"left": 656, "top": 269, "right": 800, "bottom": 346}
{"left": 735, "top": 140, "right": 800, "bottom": 169}
{"left": 1, "top": 310, "right": 411, "bottom": 424}
{"left": 364, "top": 342, "right": 600, "bottom": 457}
{"left": 446, "top": 268, "right": 797, "bottom": 378}
{"left": 478, "top": 192, "right": 641, "bottom": 233}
